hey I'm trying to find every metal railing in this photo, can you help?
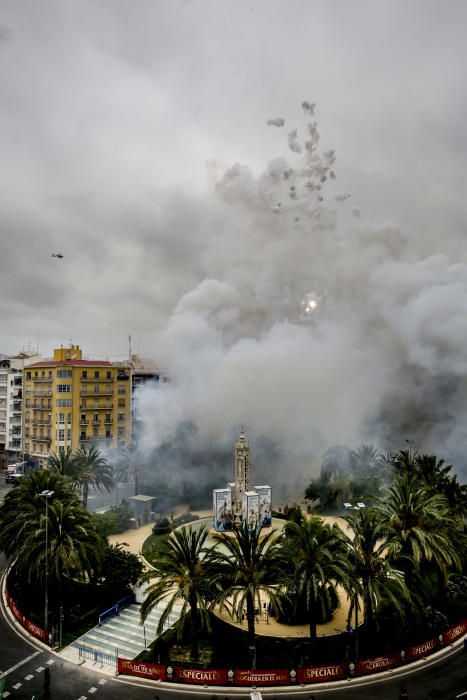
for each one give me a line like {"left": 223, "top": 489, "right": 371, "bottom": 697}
{"left": 78, "top": 644, "right": 117, "bottom": 668}
{"left": 98, "top": 593, "right": 135, "bottom": 627}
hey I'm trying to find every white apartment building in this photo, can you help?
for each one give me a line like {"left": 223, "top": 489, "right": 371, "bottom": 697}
{"left": 0, "top": 352, "right": 42, "bottom": 468}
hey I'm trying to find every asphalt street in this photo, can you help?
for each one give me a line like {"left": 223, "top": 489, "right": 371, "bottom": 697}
{"left": 0, "top": 497, "right": 466, "bottom": 699}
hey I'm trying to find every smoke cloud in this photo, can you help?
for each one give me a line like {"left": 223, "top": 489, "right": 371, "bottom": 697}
{"left": 135, "top": 104, "right": 467, "bottom": 492}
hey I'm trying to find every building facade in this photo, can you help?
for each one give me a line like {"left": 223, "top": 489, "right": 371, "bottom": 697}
{"left": 0, "top": 353, "right": 42, "bottom": 468}
{"left": 22, "top": 345, "right": 131, "bottom": 467}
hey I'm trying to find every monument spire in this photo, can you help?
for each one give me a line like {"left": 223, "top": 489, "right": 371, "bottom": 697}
{"left": 234, "top": 427, "right": 250, "bottom": 525}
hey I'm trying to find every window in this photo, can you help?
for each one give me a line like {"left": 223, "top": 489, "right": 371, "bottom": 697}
{"left": 82, "top": 370, "right": 87, "bottom": 379}
{"left": 57, "top": 384, "right": 71, "bottom": 393}
{"left": 118, "top": 386, "right": 125, "bottom": 395}
{"left": 25, "top": 442, "right": 30, "bottom": 451}
{"left": 56, "top": 399, "right": 72, "bottom": 407}
{"left": 25, "top": 399, "right": 31, "bottom": 407}
{"left": 58, "top": 429, "right": 65, "bottom": 441}
{"left": 67, "top": 412, "right": 71, "bottom": 423}
{"left": 118, "top": 413, "right": 125, "bottom": 422}
{"left": 67, "top": 429, "right": 71, "bottom": 439}
{"left": 118, "top": 428, "right": 125, "bottom": 438}
{"left": 94, "top": 385, "right": 99, "bottom": 393}
{"left": 26, "top": 372, "right": 31, "bottom": 380}
{"left": 93, "top": 413, "right": 99, "bottom": 423}
{"left": 106, "top": 371, "right": 112, "bottom": 379}
{"left": 34, "top": 371, "right": 38, "bottom": 378}
{"left": 25, "top": 411, "right": 30, "bottom": 421}
{"left": 59, "top": 446, "right": 65, "bottom": 454}
{"left": 93, "top": 427, "right": 99, "bottom": 437}
{"left": 105, "top": 413, "right": 111, "bottom": 423}
{"left": 94, "top": 370, "right": 99, "bottom": 379}
{"left": 80, "top": 431, "right": 86, "bottom": 440}
{"left": 105, "top": 430, "right": 111, "bottom": 438}
{"left": 57, "top": 369, "right": 72, "bottom": 378}
{"left": 118, "top": 399, "right": 125, "bottom": 407}
{"left": 59, "top": 413, "right": 65, "bottom": 423}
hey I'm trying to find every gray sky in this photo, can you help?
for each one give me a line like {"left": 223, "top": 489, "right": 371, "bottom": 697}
{"left": 2, "top": 1, "right": 467, "bottom": 471}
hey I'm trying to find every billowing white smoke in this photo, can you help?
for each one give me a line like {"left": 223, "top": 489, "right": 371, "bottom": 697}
{"left": 136, "top": 104, "right": 467, "bottom": 485}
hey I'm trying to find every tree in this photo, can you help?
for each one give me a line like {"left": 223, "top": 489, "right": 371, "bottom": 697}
{"left": 0, "top": 469, "right": 105, "bottom": 592}
{"left": 74, "top": 446, "right": 114, "bottom": 508}
{"left": 345, "top": 507, "right": 409, "bottom": 635}
{"left": 48, "top": 448, "right": 82, "bottom": 489}
{"left": 376, "top": 475, "right": 463, "bottom": 595}
{"left": 95, "top": 543, "right": 143, "bottom": 597}
{"left": 277, "top": 516, "right": 351, "bottom": 646}
{"left": 208, "top": 524, "right": 284, "bottom": 664}
{"left": 141, "top": 525, "right": 217, "bottom": 661}
{"left": 121, "top": 443, "right": 145, "bottom": 496}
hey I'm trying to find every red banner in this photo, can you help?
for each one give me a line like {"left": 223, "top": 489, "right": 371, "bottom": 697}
{"left": 443, "top": 619, "right": 467, "bottom": 645}
{"left": 174, "top": 667, "right": 228, "bottom": 685}
{"left": 356, "top": 652, "right": 400, "bottom": 676}
{"left": 7, "top": 592, "right": 23, "bottom": 625}
{"left": 23, "top": 616, "right": 50, "bottom": 644}
{"left": 297, "top": 663, "right": 347, "bottom": 684}
{"left": 6, "top": 590, "right": 50, "bottom": 645}
{"left": 234, "top": 669, "right": 289, "bottom": 686}
{"left": 405, "top": 636, "right": 439, "bottom": 662}
{"left": 117, "top": 658, "right": 167, "bottom": 681}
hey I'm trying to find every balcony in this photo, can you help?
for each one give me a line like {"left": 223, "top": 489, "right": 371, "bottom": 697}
{"left": 80, "top": 388, "right": 113, "bottom": 396}
{"left": 80, "top": 403, "right": 113, "bottom": 410}
{"left": 32, "top": 420, "right": 52, "bottom": 427}
{"left": 38, "top": 436, "right": 52, "bottom": 443}
{"left": 80, "top": 376, "right": 113, "bottom": 383}
{"left": 80, "top": 419, "right": 89, "bottom": 426}
{"left": 104, "top": 418, "right": 113, "bottom": 424}
{"left": 32, "top": 376, "right": 53, "bottom": 383}
{"left": 33, "top": 390, "right": 52, "bottom": 397}
{"left": 92, "top": 419, "right": 100, "bottom": 426}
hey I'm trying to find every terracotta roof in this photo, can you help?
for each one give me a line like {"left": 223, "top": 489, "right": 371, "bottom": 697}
{"left": 27, "top": 359, "right": 114, "bottom": 367}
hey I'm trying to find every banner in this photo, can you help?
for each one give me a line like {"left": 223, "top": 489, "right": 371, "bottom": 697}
{"left": 174, "top": 667, "right": 228, "bottom": 685}
{"left": 23, "top": 616, "right": 50, "bottom": 644}
{"left": 117, "top": 658, "right": 167, "bottom": 681}
{"left": 297, "top": 663, "right": 347, "bottom": 684}
{"left": 234, "top": 669, "right": 289, "bottom": 686}
{"left": 6, "top": 590, "right": 50, "bottom": 645}
{"left": 443, "top": 619, "right": 467, "bottom": 645}
{"left": 356, "top": 652, "right": 400, "bottom": 676}
{"left": 405, "top": 636, "right": 439, "bottom": 662}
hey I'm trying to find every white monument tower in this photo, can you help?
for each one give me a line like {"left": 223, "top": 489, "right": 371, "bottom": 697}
{"left": 233, "top": 428, "right": 250, "bottom": 525}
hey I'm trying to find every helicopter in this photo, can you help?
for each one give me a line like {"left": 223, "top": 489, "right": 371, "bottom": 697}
{"left": 51, "top": 253, "right": 63, "bottom": 259}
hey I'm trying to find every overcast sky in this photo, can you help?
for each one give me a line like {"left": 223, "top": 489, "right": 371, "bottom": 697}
{"left": 2, "top": 1, "right": 467, "bottom": 472}
{"left": 1, "top": 0, "right": 466, "bottom": 358}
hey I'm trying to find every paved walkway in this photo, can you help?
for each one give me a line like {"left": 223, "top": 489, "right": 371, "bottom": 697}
{"left": 109, "top": 509, "right": 355, "bottom": 639}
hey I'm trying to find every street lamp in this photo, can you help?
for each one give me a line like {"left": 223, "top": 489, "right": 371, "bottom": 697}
{"left": 40, "top": 489, "right": 54, "bottom": 631}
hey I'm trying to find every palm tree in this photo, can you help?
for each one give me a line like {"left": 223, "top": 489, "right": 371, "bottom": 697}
{"left": 376, "top": 475, "right": 463, "bottom": 593}
{"left": 121, "top": 442, "right": 145, "bottom": 496}
{"left": 73, "top": 446, "right": 114, "bottom": 508}
{"left": 0, "top": 469, "right": 105, "bottom": 589}
{"left": 350, "top": 444, "right": 382, "bottom": 476}
{"left": 48, "top": 448, "right": 82, "bottom": 492}
{"left": 345, "top": 507, "right": 409, "bottom": 635}
{"left": 141, "top": 525, "right": 218, "bottom": 661}
{"left": 208, "top": 524, "right": 284, "bottom": 664}
{"left": 278, "top": 516, "right": 351, "bottom": 646}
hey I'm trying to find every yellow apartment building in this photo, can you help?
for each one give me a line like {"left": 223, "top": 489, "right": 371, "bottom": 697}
{"left": 22, "top": 345, "right": 131, "bottom": 467}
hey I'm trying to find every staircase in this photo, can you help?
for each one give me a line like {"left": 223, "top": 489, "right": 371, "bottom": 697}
{"left": 68, "top": 601, "right": 182, "bottom": 660}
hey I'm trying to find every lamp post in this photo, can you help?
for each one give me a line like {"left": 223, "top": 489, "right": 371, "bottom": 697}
{"left": 40, "top": 489, "right": 54, "bottom": 630}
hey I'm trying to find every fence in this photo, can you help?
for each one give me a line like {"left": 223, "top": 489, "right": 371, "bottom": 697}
{"left": 78, "top": 644, "right": 118, "bottom": 669}
{"left": 98, "top": 592, "right": 135, "bottom": 626}
{"left": 116, "top": 618, "right": 467, "bottom": 687}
